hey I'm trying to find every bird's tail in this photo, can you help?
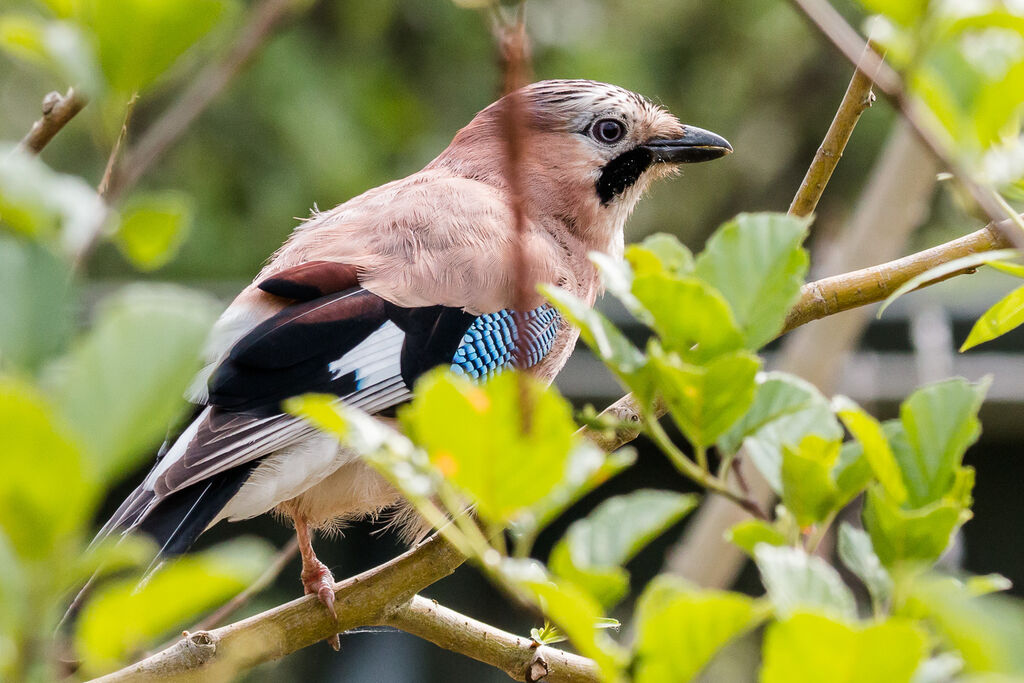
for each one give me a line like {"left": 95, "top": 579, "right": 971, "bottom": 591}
{"left": 63, "top": 462, "right": 256, "bottom": 628}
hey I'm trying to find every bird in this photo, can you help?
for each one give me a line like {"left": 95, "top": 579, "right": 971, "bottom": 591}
{"left": 91, "top": 79, "right": 731, "bottom": 644}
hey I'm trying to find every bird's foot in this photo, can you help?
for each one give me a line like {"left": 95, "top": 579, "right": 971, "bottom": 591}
{"left": 301, "top": 558, "right": 340, "bottom": 651}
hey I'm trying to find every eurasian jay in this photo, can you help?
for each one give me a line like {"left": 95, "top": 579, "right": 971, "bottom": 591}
{"left": 93, "top": 79, "right": 731, "bottom": 637}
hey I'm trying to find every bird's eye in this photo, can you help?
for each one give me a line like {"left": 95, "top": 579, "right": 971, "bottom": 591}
{"left": 590, "top": 118, "right": 626, "bottom": 144}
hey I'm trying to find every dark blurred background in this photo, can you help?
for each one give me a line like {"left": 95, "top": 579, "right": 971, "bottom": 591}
{"left": 3, "top": 0, "right": 1020, "bottom": 680}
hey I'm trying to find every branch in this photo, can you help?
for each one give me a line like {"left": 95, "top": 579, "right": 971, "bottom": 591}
{"left": 18, "top": 88, "right": 87, "bottom": 155}
{"left": 107, "top": 0, "right": 307, "bottom": 201}
{"left": 385, "top": 596, "right": 600, "bottom": 683}
{"left": 92, "top": 534, "right": 466, "bottom": 681}
{"left": 788, "top": 42, "right": 877, "bottom": 217}
{"left": 189, "top": 538, "right": 299, "bottom": 633}
{"left": 783, "top": 223, "right": 1009, "bottom": 329}
{"left": 786, "top": 0, "right": 1024, "bottom": 251}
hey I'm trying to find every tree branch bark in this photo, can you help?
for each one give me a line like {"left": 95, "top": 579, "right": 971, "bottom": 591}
{"left": 385, "top": 596, "right": 600, "bottom": 683}
{"left": 788, "top": 42, "right": 877, "bottom": 217}
{"left": 17, "top": 87, "right": 87, "bottom": 155}
{"left": 92, "top": 534, "right": 465, "bottom": 682}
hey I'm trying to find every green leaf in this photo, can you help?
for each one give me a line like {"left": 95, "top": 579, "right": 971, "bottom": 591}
{"left": 400, "top": 370, "right": 577, "bottom": 525}
{"left": 780, "top": 435, "right": 842, "bottom": 526}
{"left": 74, "top": 0, "right": 231, "bottom": 95}
{"left": 0, "top": 378, "right": 94, "bottom": 560}
{"left": 966, "top": 573, "right": 1014, "bottom": 596}
{"left": 754, "top": 545, "right": 857, "bottom": 621}
{"left": 550, "top": 490, "right": 697, "bottom": 606}
{"left": 726, "top": 519, "right": 789, "bottom": 557}
{"left": 718, "top": 372, "right": 842, "bottom": 493}
{"left": 633, "top": 576, "right": 763, "bottom": 683}
{"left": 856, "top": 0, "right": 930, "bottom": 27}
{"left": 649, "top": 346, "right": 760, "bottom": 448}
{"left": 762, "top": 613, "right": 927, "bottom": 683}
{"left": 693, "top": 212, "right": 810, "bottom": 349}
{"left": 287, "top": 395, "right": 456, "bottom": 548}
{"left": 986, "top": 259, "right": 1024, "bottom": 278}
{"left": 0, "top": 16, "right": 103, "bottom": 96}
{"left": 113, "top": 192, "right": 193, "bottom": 272}
{"left": 512, "top": 445, "right": 636, "bottom": 544}
{"left": 625, "top": 233, "right": 695, "bottom": 277}
{"left": 542, "top": 284, "right": 646, "bottom": 377}
{"left": 834, "top": 396, "right": 909, "bottom": 503}
{"left": 961, "top": 284, "right": 1024, "bottom": 351}
{"left": 74, "top": 537, "right": 274, "bottom": 676}
{"left": 0, "top": 145, "right": 108, "bottom": 253}
{"left": 878, "top": 250, "right": 1020, "bottom": 317}
{"left": 48, "top": 285, "right": 221, "bottom": 484}
{"left": 519, "top": 573, "right": 626, "bottom": 682}
{"left": 897, "top": 378, "right": 988, "bottom": 507}
{"left": 904, "top": 576, "right": 1024, "bottom": 674}
{"left": 862, "top": 484, "right": 970, "bottom": 567}
{"left": 833, "top": 440, "right": 874, "bottom": 501}
{"left": 0, "top": 236, "right": 74, "bottom": 373}
{"left": 631, "top": 273, "right": 744, "bottom": 363}
{"left": 837, "top": 523, "right": 893, "bottom": 610}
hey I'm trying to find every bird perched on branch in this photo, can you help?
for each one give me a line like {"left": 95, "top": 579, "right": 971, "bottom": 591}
{"left": 92, "top": 79, "right": 731, "bottom": 644}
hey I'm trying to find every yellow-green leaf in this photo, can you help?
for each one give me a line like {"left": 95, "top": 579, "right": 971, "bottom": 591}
{"left": 762, "top": 612, "right": 927, "bottom": 683}
{"left": 834, "top": 396, "right": 909, "bottom": 504}
{"left": 74, "top": 537, "right": 274, "bottom": 676}
{"left": 961, "top": 283, "right": 1024, "bottom": 351}
{"left": 113, "top": 192, "right": 193, "bottom": 272}
{"left": 634, "top": 576, "right": 764, "bottom": 683}
{"left": 400, "top": 371, "right": 577, "bottom": 525}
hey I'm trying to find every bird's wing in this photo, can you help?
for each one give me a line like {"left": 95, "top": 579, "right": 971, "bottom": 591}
{"left": 104, "top": 258, "right": 563, "bottom": 548}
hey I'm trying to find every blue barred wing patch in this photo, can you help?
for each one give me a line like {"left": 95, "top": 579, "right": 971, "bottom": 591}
{"left": 450, "top": 305, "right": 560, "bottom": 380}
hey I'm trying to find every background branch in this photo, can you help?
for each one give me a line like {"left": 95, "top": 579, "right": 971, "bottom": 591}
{"left": 107, "top": 0, "right": 308, "bottom": 201}
{"left": 17, "top": 87, "right": 87, "bottom": 155}
{"left": 788, "top": 42, "right": 877, "bottom": 217}
{"left": 786, "top": 0, "right": 1024, "bottom": 250}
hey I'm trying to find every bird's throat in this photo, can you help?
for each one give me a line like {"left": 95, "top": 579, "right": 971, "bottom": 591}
{"left": 595, "top": 147, "right": 655, "bottom": 204}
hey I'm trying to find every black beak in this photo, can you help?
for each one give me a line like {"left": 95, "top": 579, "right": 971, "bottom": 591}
{"left": 642, "top": 126, "right": 733, "bottom": 164}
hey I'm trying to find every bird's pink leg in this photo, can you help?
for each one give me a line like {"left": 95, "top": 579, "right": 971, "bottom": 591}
{"left": 293, "top": 514, "right": 341, "bottom": 651}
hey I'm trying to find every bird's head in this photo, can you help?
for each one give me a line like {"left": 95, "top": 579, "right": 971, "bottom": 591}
{"left": 432, "top": 79, "right": 732, "bottom": 255}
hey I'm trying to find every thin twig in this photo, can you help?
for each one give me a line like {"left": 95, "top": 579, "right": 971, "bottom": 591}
{"left": 69, "top": 94, "right": 141, "bottom": 272}
{"left": 788, "top": 42, "right": 877, "bottom": 217}
{"left": 786, "top": 0, "right": 1024, "bottom": 251}
{"left": 17, "top": 88, "right": 87, "bottom": 155}
{"left": 190, "top": 537, "right": 299, "bottom": 632}
{"left": 97, "top": 94, "right": 139, "bottom": 199}
{"left": 108, "top": 0, "right": 307, "bottom": 201}
{"left": 385, "top": 595, "right": 600, "bottom": 683}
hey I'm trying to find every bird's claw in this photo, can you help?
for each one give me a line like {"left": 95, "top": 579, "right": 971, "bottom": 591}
{"left": 301, "top": 559, "right": 340, "bottom": 651}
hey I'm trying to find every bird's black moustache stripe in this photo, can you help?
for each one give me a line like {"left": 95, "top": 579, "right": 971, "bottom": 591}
{"left": 596, "top": 147, "right": 655, "bottom": 204}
